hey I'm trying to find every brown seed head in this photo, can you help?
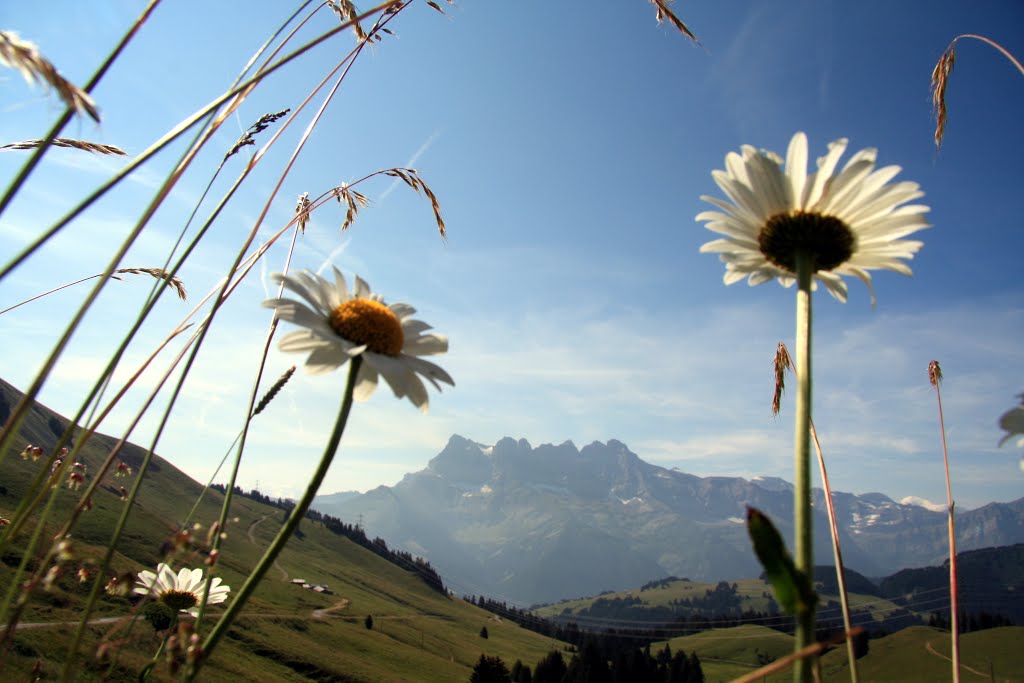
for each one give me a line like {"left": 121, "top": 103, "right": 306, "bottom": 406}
{"left": 0, "top": 31, "right": 100, "bottom": 121}
{"left": 928, "top": 360, "right": 943, "bottom": 387}
{"left": 772, "top": 342, "right": 793, "bottom": 416}
{"left": 931, "top": 45, "right": 956, "bottom": 149}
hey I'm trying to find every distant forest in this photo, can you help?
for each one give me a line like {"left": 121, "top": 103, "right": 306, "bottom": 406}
{"left": 210, "top": 484, "right": 446, "bottom": 594}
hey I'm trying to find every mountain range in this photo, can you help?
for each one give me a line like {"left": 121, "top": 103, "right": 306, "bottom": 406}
{"left": 313, "top": 435, "right": 1024, "bottom": 606}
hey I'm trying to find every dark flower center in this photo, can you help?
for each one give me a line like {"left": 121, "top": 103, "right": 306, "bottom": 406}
{"left": 758, "top": 212, "right": 855, "bottom": 272}
{"left": 161, "top": 589, "right": 199, "bottom": 612}
{"left": 328, "top": 298, "right": 404, "bottom": 356}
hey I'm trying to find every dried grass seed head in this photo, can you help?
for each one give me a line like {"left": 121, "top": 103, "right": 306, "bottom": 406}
{"left": 114, "top": 267, "right": 187, "bottom": 300}
{"left": 772, "top": 342, "right": 793, "bottom": 416}
{"left": 0, "top": 31, "right": 99, "bottom": 121}
{"left": 0, "top": 138, "right": 126, "bottom": 155}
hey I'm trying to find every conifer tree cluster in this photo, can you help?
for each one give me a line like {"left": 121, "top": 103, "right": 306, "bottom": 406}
{"left": 469, "top": 641, "right": 704, "bottom": 683}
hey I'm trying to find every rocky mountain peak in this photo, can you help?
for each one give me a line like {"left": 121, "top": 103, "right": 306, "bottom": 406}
{"left": 427, "top": 434, "right": 490, "bottom": 485}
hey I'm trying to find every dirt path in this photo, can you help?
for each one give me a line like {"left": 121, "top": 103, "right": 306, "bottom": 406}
{"left": 312, "top": 599, "right": 350, "bottom": 620}
{"left": 14, "top": 616, "right": 126, "bottom": 631}
{"left": 247, "top": 514, "right": 289, "bottom": 581}
{"left": 924, "top": 639, "right": 993, "bottom": 680}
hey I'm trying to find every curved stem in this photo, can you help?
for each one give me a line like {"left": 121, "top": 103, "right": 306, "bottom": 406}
{"left": 0, "top": 274, "right": 102, "bottom": 316}
{"left": 950, "top": 34, "right": 1024, "bottom": 77}
{"left": 189, "top": 356, "right": 362, "bottom": 679}
{"left": 793, "top": 251, "right": 814, "bottom": 683}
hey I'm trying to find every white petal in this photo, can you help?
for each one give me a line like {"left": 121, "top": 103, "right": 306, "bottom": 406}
{"left": 785, "top": 132, "right": 808, "bottom": 210}
{"left": 747, "top": 152, "right": 790, "bottom": 216}
{"left": 402, "top": 355, "right": 455, "bottom": 388}
{"left": 804, "top": 137, "right": 848, "bottom": 207}
{"left": 354, "top": 362, "right": 379, "bottom": 400}
{"left": 389, "top": 302, "right": 416, "bottom": 319}
{"left": 401, "top": 319, "right": 434, "bottom": 336}
{"left": 272, "top": 273, "right": 326, "bottom": 317}
{"left": 264, "top": 298, "right": 330, "bottom": 332}
{"left": 302, "top": 346, "right": 353, "bottom": 374}
{"left": 353, "top": 275, "right": 371, "bottom": 299}
{"left": 329, "top": 267, "right": 351, "bottom": 308}
{"left": 402, "top": 333, "right": 449, "bottom": 357}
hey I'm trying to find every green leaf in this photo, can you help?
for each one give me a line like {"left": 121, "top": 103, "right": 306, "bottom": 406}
{"left": 746, "top": 506, "right": 817, "bottom": 616}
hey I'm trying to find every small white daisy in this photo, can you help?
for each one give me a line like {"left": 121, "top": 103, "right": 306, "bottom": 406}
{"left": 697, "top": 131, "right": 930, "bottom": 303}
{"left": 133, "top": 563, "right": 230, "bottom": 616}
{"left": 263, "top": 268, "right": 453, "bottom": 412}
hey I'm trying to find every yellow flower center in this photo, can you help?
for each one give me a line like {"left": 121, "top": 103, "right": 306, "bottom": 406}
{"left": 328, "top": 298, "right": 404, "bottom": 356}
{"left": 758, "top": 211, "right": 855, "bottom": 272}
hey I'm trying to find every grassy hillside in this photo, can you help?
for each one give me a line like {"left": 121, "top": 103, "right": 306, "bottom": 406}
{"left": 0, "top": 378, "right": 564, "bottom": 681}
{"left": 656, "top": 625, "right": 1024, "bottom": 683}
{"left": 535, "top": 576, "right": 908, "bottom": 628}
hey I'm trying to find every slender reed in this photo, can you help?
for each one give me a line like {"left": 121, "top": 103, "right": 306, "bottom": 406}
{"left": 0, "top": 268, "right": 185, "bottom": 316}
{"left": 731, "top": 628, "right": 864, "bottom": 683}
{"left": 192, "top": 7, "right": 437, "bottom": 632}
{"left": 189, "top": 357, "right": 363, "bottom": 679}
{"left": 0, "top": 0, "right": 161, "bottom": 220}
{"left": 179, "top": 366, "right": 295, "bottom": 531}
{"left": 929, "top": 360, "right": 960, "bottom": 683}
{"left": 0, "top": 3, "right": 401, "bottom": 476}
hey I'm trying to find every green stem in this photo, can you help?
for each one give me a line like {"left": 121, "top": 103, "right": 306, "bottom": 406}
{"left": 189, "top": 356, "right": 363, "bottom": 679}
{"left": 793, "top": 251, "right": 815, "bottom": 683}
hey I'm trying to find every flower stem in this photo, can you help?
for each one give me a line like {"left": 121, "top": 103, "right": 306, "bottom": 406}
{"left": 188, "top": 356, "right": 362, "bottom": 679}
{"left": 793, "top": 251, "right": 815, "bottom": 683}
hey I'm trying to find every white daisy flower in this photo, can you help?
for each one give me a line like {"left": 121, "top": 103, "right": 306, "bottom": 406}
{"left": 263, "top": 268, "right": 453, "bottom": 412}
{"left": 133, "top": 563, "right": 230, "bottom": 616}
{"left": 697, "top": 131, "right": 930, "bottom": 303}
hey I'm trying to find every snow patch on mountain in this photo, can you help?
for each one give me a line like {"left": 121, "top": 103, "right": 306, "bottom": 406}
{"left": 900, "top": 495, "right": 946, "bottom": 512}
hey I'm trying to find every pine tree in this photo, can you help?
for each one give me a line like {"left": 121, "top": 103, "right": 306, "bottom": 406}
{"left": 533, "top": 650, "right": 567, "bottom": 683}
{"left": 469, "top": 655, "right": 511, "bottom": 683}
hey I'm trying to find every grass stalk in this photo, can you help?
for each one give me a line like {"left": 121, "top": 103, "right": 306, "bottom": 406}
{"left": 0, "top": 0, "right": 161, "bottom": 220}
{"left": 0, "top": 2, "right": 400, "bottom": 475}
{"left": 792, "top": 251, "right": 815, "bottom": 683}
{"left": 0, "top": 269, "right": 184, "bottom": 316}
{"left": 810, "top": 422, "right": 858, "bottom": 682}
{"left": 190, "top": 356, "right": 364, "bottom": 678}
{"left": 195, "top": 224, "right": 302, "bottom": 630}
{"left": 929, "top": 360, "right": 960, "bottom": 683}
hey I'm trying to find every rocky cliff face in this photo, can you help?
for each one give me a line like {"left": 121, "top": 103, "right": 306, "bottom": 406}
{"left": 314, "top": 434, "right": 1024, "bottom": 605}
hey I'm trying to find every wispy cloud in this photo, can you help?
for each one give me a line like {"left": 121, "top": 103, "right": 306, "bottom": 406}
{"left": 378, "top": 129, "right": 440, "bottom": 203}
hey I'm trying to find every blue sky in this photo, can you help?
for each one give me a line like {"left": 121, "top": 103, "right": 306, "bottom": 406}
{"left": 1, "top": 1, "right": 1023, "bottom": 509}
